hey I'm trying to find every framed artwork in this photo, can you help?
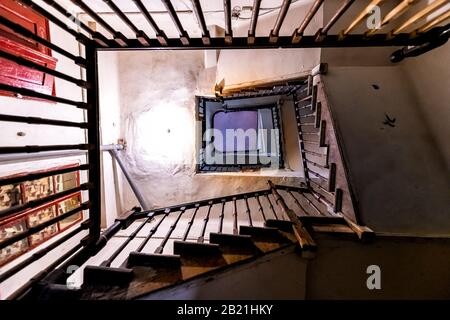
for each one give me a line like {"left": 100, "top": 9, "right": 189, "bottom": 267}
{"left": 0, "top": 218, "right": 28, "bottom": 266}
{"left": 0, "top": 164, "right": 83, "bottom": 266}
{"left": 0, "top": 184, "right": 21, "bottom": 210}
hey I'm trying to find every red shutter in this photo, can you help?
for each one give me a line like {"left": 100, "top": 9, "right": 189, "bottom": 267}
{"left": 0, "top": 0, "right": 57, "bottom": 98}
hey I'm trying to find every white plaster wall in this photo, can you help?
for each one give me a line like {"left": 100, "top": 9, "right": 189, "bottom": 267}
{"left": 104, "top": 50, "right": 302, "bottom": 212}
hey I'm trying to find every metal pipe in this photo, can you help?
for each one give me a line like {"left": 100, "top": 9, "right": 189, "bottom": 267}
{"left": 101, "top": 143, "right": 124, "bottom": 151}
{"left": 0, "top": 150, "right": 87, "bottom": 163}
{"left": 0, "top": 114, "right": 89, "bottom": 129}
{"left": 391, "top": 24, "right": 450, "bottom": 62}
{"left": 109, "top": 149, "right": 149, "bottom": 210}
{"left": 0, "top": 144, "right": 91, "bottom": 155}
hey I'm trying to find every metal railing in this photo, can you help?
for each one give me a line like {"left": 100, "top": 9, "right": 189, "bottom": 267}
{"left": 0, "top": 1, "right": 101, "bottom": 300}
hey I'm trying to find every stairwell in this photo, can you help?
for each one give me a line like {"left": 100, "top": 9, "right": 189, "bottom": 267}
{"left": 23, "top": 74, "right": 377, "bottom": 300}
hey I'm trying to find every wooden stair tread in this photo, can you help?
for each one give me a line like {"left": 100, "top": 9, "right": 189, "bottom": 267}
{"left": 265, "top": 219, "right": 294, "bottom": 232}
{"left": 173, "top": 240, "right": 221, "bottom": 256}
{"left": 83, "top": 265, "right": 133, "bottom": 286}
{"left": 127, "top": 252, "right": 181, "bottom": 268}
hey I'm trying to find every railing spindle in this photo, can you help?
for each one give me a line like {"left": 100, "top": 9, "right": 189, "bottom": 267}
{"left": 102, "top": 213, "right": 153, "bottom": 267}
{"left": 244, "top": 196, "right": 253, "bottom": 226}
{"left": 298, "top": 192, "right": 325, "bottom": 216}
{"left": 255, "top": 194, "right": 267, "bottom": 221}
{"left": 218, "top": 199, "right": 226, "bottom": 233}
{"left": 198, "top": 201, "right": 213, "bottom": 243}
{"left": 154, "top": 207, "right": 186, "bottom": 254}
{"left": 182, "top": 204, "right": 200, "bottom": 241}
{"left": 135, "top": 209, "right": 170, "bottom": 253}
{"left": 232, "top": 197, "right": 238, "bottom": 234}
{"left": 265, "top": 193, "right": 279, "bottom": 219}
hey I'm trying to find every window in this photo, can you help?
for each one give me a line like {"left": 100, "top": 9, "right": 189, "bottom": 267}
{"left": 197, "top": 96, "right": 284, "bottom": 173}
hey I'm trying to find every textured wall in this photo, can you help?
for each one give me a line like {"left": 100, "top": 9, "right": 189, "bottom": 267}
{"left": 322, "top": 66, "right": 450, "bottom": 235}
{"left": 110, "top": 50, "right": 302, "bottom": 212}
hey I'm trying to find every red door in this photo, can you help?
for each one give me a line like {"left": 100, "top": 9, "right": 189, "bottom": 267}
{"left": 0, "top": 0, "right": 57, "bottom": 97}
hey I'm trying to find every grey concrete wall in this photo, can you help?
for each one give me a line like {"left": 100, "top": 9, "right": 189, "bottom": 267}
{"left": 321, "top": 66, "right": 450, "bottom": 236}
{"left": 308, "top": 235, "right": 450, "bottom": 299}
{"left": 401, "top": 42, "right": 450, "bottom": 170}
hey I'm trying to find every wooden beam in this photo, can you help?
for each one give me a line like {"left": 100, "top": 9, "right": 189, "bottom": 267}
{"left": 268, "top": 181, "right": 317, "bottom": 253}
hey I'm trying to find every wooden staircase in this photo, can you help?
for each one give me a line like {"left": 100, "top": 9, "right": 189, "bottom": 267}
{"left": 27, "top": 72, "right": 375, "bottom": 300}
{"left": 27, "top": 179, "right": 374, "bottom": 300}
{"left": 81, "top": 219, "right": 298, "bottom": 299}
{"left": 292, "top": 68, "right": 373, "bottom": 240}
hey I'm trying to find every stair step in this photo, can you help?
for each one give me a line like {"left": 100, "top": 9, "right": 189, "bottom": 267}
{"left": 83, "top": 265, "right": 133, "bottom": 286}
{"left": 127, "top": 252, "right": 181, "bottom": 268}
{"left": 299, "top": 94, "right": 312, "bottom": 102}
{"left": 209, "top": 232, "right": 254, "bottom": 247}
{"left": 265, "top": 219, "right": 293, "bottom": 232}
{"left": 239, "top": 225, "right": 280, "bottom": 237}
{"left": 298, "top": 216, "right": 346, "bottom": 225}
{"left": 209, "top": 232, "right": 261, "bottom": 259}
{"left": 173, "top": 241, "right": 221, "bottom": 256}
